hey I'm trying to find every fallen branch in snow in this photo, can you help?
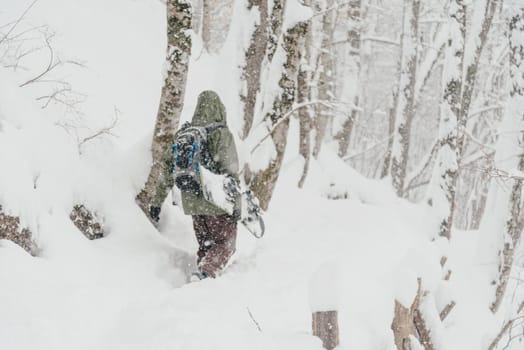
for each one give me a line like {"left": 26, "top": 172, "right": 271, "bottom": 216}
{"left": 246, "top": 307, "right": 262, "bottom": 332}
{"left": 439, "top": 301, "right": 456, "bottom": 321}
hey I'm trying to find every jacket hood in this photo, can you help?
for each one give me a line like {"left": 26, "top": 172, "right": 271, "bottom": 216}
{"left": 191, "top": 90, "right": 227, "bottom": 126}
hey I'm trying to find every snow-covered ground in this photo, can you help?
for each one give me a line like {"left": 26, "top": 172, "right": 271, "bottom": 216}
{"left": 0, "top": 1, "right": 518, "bottom": 349}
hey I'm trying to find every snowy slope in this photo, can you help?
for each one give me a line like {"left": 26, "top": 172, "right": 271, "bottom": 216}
{"left": 0, "top": 127, "right": 502, "bottom": 350}
{"left": 0, "top": 129, "right": 436, "bottom": 350}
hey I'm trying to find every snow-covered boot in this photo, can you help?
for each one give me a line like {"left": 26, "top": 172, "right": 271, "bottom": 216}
{"left": 189, "top": 271, "right": 209, "bottom": 282}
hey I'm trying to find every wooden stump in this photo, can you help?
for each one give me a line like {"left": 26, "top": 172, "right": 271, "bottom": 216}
{"left": 0, "top": 205, "right": 37, "bottom": 255}
{"left": 70, "top": 205, "right": 104, "bottom": 240}
{"left": 312, "top": 310, "right": 339, "bottom": 350}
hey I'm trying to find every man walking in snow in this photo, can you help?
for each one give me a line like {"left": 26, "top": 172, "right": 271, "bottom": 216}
{"left": 149, "top": 90, "right": 241, "bottom": 280}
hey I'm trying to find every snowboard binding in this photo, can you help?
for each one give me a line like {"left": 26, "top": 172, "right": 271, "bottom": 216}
{"left": 240, "top": 190, "right": 265, "bottom": 239}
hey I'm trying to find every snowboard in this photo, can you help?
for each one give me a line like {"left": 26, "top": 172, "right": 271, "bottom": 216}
{"left": 239, "top": 189, "right": 265, "bottom": 238}
{"left": 199, "top": 167, "right": 265, "bottom": 238}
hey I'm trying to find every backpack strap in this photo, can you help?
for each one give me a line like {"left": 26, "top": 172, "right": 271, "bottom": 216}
{"left": 204, "top": 122, "right": 226, "bottom": 134}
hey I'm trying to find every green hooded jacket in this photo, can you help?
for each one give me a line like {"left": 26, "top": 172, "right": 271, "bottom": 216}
{"left": 152, "top": 91, "right": 240, "bottom": 216}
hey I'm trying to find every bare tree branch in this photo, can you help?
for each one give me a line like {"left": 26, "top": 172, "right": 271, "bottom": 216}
{"left": 77, "top": 112, "right": 119, "bottom": 153}
{"left": 251, "top": 100, "right": 335, "bottom": 154}
{"left": 0, "top": 0, "right": 39, "bottom": 46}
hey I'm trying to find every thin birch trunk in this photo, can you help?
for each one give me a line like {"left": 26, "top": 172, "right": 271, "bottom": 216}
{"left": 313, "top": 0, "right": 335, "bottom": 159}
{"left": 389, "top": 0, "right": 420, "bottom": 196}
{"left": 426, "top": 0, "right": 466, "bottom": 240}
{"left": 241, "top": 0, "right": 269, "bottom": 139}
{"left": 298, "top": 0, "right": 314, "bottom": 188}
{"left": 382, "top": 97, "right": 398, "bottom": 179}
{"left": 136, "top": 0, "right": 192, "bottom": 214}
{"left": 336, "top": 0, "right": 362, "bottom": 158}
{"left": 422, "top": 2, "right": 467, "bottom": 327}
{"left": 202, "top": 0, "right": 212, "bottom": 51}
{"left": 460, "top": 0, "right": 499, "bottom": 126}
{"left": 297, "top": 69, "right": 312, "bottom": 188}
{"left": 192, "top": 0, "right": 203, "bottom": 34}
{"left": 384, "top": 23, "right": 446, "bottom": 181}
{"left": 267, "top": 0, "right": 287, "bottom": 62}
{"left": 250, "top": 21, "right": 309, "bottom": 210}
{"left": 414, "top": 23, "right": 447, "bottom": 106}
{"left": 489, "top": 6, "right": 524, "bottom": 314}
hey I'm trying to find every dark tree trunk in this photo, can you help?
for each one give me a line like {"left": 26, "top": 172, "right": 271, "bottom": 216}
{"left": 241, "top": 0, "right": 269, "bottom": 139}
{"left": 250, "top": 21, "right": 309, "bottom": 210}
{"left": 136, "top": 0, "right": 192, "bottom": 214}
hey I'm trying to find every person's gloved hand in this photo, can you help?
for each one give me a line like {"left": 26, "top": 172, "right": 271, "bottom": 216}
{"left": 231, "top": 208, "right": 241, "bottom": 222}
{"left": 149, "top": 206, "right": 161, "bottom": 223}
